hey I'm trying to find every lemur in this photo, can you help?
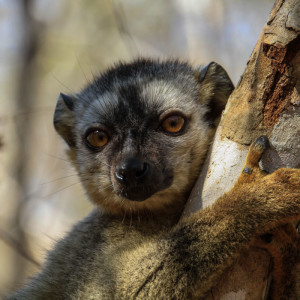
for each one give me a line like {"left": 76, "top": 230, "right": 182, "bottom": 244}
{"left": 8, "top": 59, "right": 300, "bottom": 299}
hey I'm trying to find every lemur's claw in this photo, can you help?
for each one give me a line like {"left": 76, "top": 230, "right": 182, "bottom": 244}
{"left": 253, "top": 135, "right": 269, "bottom": 154}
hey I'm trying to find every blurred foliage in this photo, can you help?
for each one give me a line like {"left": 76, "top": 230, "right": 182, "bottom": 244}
{"left": 0, "top": 0, "right": 273, "bottom": 294}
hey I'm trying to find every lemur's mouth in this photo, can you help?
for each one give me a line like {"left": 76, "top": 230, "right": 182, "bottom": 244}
{"left": 117, "top": 186, "right": 157, "bottom": 202}
{"left": 114, "top": 174, "right": 174, "bottom": 202}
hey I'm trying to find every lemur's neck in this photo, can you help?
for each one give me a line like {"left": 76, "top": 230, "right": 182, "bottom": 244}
{"left": 98, "top": 203, "right": 185, "bottom": 228}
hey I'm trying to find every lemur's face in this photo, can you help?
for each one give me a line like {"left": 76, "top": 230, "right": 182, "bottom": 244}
{"left": 74, "top": 80, "right": 211, "bottom": 214}
{"left": 54, "top": 59, "right": 233, "bottom": 215}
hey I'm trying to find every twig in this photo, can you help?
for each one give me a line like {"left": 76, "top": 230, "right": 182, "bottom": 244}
{"left": 0, "top": 228, "right": 41, "bottom": 267}
{"left": 111, "top": 0, "right": 138, "bottom": 56}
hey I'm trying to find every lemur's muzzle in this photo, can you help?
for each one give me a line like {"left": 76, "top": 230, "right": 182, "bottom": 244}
{"left": 114, "top": 157, "right": 150, "bottom": 186}
{"left": 113, "top": 157, "right": 173, "bottom": 202}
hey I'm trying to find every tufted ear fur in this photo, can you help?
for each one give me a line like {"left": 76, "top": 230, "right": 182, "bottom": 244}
{"left": 53, "top": 93, "right": 77, "bottom": 148}
{"left": 196, "top": 62, "right": 234, "bottom": 126}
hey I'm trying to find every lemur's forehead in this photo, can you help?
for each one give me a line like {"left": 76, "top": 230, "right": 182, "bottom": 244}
{"left": 140, "top": 80, "right": 197, "bottom": 111}
{"left": 80, "top": 78, "right": 200, "bottom": 127}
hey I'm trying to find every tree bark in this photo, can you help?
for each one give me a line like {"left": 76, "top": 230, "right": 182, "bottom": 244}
{"left": 183, "top": 0, "right": 300, "bottom": 298}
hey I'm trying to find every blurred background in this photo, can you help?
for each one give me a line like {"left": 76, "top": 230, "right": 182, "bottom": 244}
{"left": 0, "top": 0, "right": 273, "bottom": 295}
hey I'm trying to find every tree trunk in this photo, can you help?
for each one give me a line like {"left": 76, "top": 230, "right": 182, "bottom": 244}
{"left": 183, "top": 0, "right": 300, "bottom": 298}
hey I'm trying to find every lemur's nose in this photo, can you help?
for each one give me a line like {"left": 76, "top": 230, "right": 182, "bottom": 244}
{"left": 115, "top": 158, "right": 150, "bottom": 185}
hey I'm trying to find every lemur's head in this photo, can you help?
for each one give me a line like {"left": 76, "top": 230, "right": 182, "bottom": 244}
{"left": 54, "top": 59, "right": 233, "bottom": 215}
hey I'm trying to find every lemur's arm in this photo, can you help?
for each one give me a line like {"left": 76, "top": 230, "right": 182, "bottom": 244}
{"left": 117, "top": 136, "right": 300, "bottom": 299}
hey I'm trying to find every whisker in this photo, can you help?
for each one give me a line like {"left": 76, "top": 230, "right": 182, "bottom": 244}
{"left": 76, "top": 54, "right": 90, "bottom": 85}
{"left": 45, "top": 153, "right": 70, "bottom": 163}
{"left": 44, "top": 180, "right": 87, "bottom": 198}
{"left": 41, "top": 174, "right": 80, "bottom": 185}
{"left": 98, "top": 184, "right": 114, "bottom": 192}
{"left": 51, "top": 73, "right": 74, "bottom": 94}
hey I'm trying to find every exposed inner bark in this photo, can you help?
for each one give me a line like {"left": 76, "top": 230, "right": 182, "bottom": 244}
{"left": 262, "top": 36, "right": 300, "bottom": 127}
{"left": 220, "top": 0, "right": 300, "bottom": 148}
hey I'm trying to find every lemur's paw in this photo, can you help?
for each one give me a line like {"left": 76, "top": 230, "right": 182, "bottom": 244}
{"left": 244, "top": 135, "right": 269, "bottom": 171}
{"left": 238, "top": 136, "right": 269, "bottom": 183}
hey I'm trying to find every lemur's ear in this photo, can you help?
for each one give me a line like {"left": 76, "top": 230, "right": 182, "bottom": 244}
{"left": 53, "top": 93, "right": 77, "bottom": 147}
{"left": 196, "top": 62, "right": 234, "bottom": 125}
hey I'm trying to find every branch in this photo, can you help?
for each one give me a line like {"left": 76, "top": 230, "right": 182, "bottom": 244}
{"left": 183, "top": 0, "right": 300, "bottom": 298}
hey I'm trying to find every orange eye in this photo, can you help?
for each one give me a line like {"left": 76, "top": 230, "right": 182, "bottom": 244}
{"left": 86, "top": 130, "right": 109, "bottom": 148}
{"left": 161, "top": 115, "right": 185, "bottom": 133}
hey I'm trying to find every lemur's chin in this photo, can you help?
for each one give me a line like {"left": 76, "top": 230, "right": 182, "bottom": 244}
{"left": 115, "top": 185, "right": 166, "bottom": 202}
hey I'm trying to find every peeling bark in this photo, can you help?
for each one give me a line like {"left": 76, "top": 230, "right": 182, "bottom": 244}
{"left": 183, "top": 0, "right": 300, "bottom": 298}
